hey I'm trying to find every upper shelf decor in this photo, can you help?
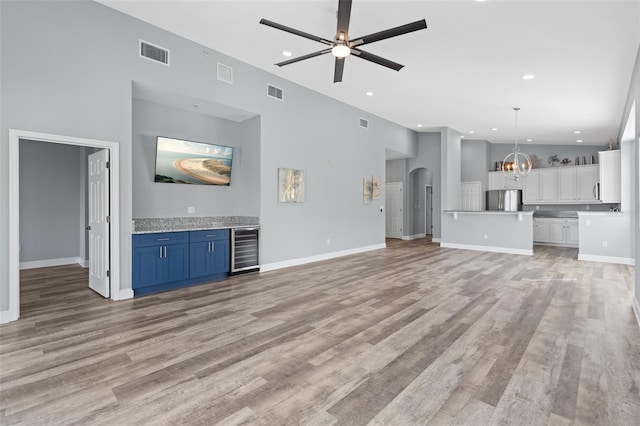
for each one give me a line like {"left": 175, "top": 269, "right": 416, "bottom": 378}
{"left": 501, "top": 107, "right": 532, "bottom": 182}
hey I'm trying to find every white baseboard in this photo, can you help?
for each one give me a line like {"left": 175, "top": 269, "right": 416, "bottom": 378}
{"left": 79, "top": 259, "right": 89, "bottom": 268}
{"left": 577, "top": 254, "right": 636, "bottom": 265}
{"left": 0, "top": 309, "right": 18, "bottom": 324}
{"left": 117, "top": 289, "right": 134, "bottom": 300}
{"left": 633, "top": 296, "right": 640, "bottom": 330}
{"left": 260, "top": 243, "right": 387, "bottom": 273}
{"left": 402, "top": 233, "right": 426, "bottom": 241}
{"left": 20, "top": 256, "right": 86, "bottom": 270}
{"left": 440, "top": 242, "right": 533, "bottom": 256}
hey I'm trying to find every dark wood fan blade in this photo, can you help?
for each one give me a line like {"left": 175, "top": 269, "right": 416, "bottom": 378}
{"left": 260, "top": 19, "right": 333, "bottom": 45}
{"left": 275, "top": 49, "right": 332, "bottom": 67}
{"left": 351, "top": 48, "right": 404, "bottom": 71}
{"left": 350, "top": 19, "right": 427, "bottom": 47}
{"left": 334, "top": 57, "right": 345, "bottom": 83}
{"left": 336, "top": 0, "right": 352, "bottom": 38}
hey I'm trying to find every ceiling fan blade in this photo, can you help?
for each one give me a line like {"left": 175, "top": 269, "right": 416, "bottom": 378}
{"left": 350, "top": 19, "right": 427, "bottom": 47}
{"left": 351, "top": 48, "right": 404, "bottom": 71}
{"left": 276, "top": 49, "right": 332, "bottom": 67}
{"left": 334, "top": 57, "right": 345, "bottom": 83}
{"left": 336, "top": 0, "right": 352, "bottom": 38}
{"left": 260, "top": 19, "right": 333, "bottom": 46}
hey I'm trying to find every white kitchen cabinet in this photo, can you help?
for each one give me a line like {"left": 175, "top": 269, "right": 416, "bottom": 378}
{"left": 533, "top": 218, "right": 578, "bottom": 247}
{"left": 575, "top": 165, "right": 599, "bottom": 202}
{"left": 556, "top": 168, "right": 576, "bottom": 202}
{"left": 556, "top": 164, "right": 599, "bottom": 203}
{"left": 598, "top": 150, "right": 621, "bottom": 203}
{"left": 533, "top": 220, "right": 551, "bottom": 242}
{"left": 523, "top": 169, "right": 557, "bottom": 204}
{"left": 488, "top": 171, "right": 523, "bottom": 190}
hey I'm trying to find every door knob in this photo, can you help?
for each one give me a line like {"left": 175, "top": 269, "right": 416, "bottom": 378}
{"left": 85, "top": 225, "right": 91, "bottom": 231}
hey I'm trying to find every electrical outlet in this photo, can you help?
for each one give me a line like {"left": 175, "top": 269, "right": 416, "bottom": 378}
{"left": 602, "top": 241, "right": 608, "bottom": 248}
{"left": 536, "top": 205, "right": 540, "bottom": 210}
{"left": 585, "top": 219, "right": 591, "bottom": 225}
{"left": 187, "top": 206, "right": 195, "bottom": 214}
{"left": 484, "top": 234, "right": 488, "bottom": 240}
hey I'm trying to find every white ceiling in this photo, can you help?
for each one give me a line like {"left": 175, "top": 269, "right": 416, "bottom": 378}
{"left": 100, "top": 0, "right": 640, "bottom": 147}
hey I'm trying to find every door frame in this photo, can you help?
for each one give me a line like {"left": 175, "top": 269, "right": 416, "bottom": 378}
{"left": 7, "top": 129, "right": 122, "bottom": 323}
{"left": 425, "top": 184, "right": 433, "bottom": 236}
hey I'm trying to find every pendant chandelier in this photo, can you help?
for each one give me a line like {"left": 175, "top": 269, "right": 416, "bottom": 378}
{"left": 502, "top": 107, "right": 532, "bottom": 181}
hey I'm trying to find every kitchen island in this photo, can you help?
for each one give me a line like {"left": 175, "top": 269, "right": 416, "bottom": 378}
{"left": 441, "top": 211, "right": 534, "bottom": 255}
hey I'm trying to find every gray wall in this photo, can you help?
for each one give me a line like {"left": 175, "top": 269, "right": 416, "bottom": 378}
{"left": 578, "top": 214, "right": 632, "bottom": 259}
{"left": 618, "top": 43, "right": 640, "bottom": 313}
{"left": 442, "top": 213, "right": 533, "bottom": 252}
{"left": 442, "top": 128, "right": 462, "bottom": 211}
{"left": 490, "top": 144, "right": 605, "bottom": 170}
{"left": 408, "top": 132, "right": 442, "bottom": 238}
{"left": 461, "top": 140, "right": 491, "bottom": 210}
{"left": 132, "top": 98, "right": 260, "bottom": 218}
{"left": 19, "top": 140, "right": 84, "bottom": 262}
{"left": 0, "top": 0, "right": 417, "bottom": 309}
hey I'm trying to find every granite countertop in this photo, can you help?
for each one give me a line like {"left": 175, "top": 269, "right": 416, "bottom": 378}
{"left": 133, "top": 216, "right": 259, "bottom": 234}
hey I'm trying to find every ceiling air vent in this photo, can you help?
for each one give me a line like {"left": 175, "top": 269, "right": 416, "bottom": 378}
{"left": 267, "top": 84, "right": 284, "bottom": 101}
{"left": 359, "top": 118, "right": 369, "bottom": 129}
{"left": 139, "top": 40, "right": 169, "bottom": 66}
{"left": 217, "top": 63, "right": 233, "bottom": 84}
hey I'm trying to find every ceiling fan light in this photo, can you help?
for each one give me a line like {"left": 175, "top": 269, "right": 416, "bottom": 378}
{"left": 332, "top": 44, "right": 351, "bottom": 58}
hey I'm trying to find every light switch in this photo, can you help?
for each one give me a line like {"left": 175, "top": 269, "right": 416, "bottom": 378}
{"left": 187, "top": 206, "right": 196, "bottom": 214}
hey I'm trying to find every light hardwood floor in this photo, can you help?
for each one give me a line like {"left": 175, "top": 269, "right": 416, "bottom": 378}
{"left": 1, "top": 242, "right": 639, "bottom": 425}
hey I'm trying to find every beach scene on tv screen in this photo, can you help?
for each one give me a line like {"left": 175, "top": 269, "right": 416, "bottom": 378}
{"left": 155, "top": 137, "right": 233, "bottom": 185}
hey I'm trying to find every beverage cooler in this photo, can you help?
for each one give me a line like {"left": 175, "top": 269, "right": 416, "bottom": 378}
{"left": 230, "top": 227, "right": 260, "bottom": 274}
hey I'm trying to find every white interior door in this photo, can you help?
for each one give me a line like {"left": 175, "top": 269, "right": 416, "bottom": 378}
{"left": 461, "top": 181, "right": 481, "bottom": 211}
{"left": 385, "top": 182, "right": 403, "bottom": 239}
{"left": 88, "top": 149, "right": 110, "bottom": 297}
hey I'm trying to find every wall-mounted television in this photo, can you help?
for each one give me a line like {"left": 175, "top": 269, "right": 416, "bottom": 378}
{"left": 154, "top": 136, "right": 233, "bottom": 186}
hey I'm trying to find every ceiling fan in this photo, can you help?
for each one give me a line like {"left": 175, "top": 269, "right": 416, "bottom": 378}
{"left": 259, "top": 0, "right": 427, "bottom": 83}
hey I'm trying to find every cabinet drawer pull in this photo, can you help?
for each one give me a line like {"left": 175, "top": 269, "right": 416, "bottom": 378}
{"left": 156, "top": 238, "right": 170, "bottom": 241}
{"left": 205, "top": 234, "right": 217, "bottom": 238}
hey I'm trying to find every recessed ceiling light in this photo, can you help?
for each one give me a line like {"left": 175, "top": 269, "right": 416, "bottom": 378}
{"left": 468, "top": 130, "right": 474, "bottom": 134}
{"left": 282, "top": 51, "right": 292, "bottom": 57}
{"left": 491, "top": 127, "right": 498, "bottom": 131}
{"left": 417, "top": 124, "right": 423, "bottom": 128}
{"left": 521, "top": 74, "right": 535, "bottom": 80}
{"left": 573, "top": 130, "right": 582, "bottom": 134}
{"left": 576, "top": 139, "right": 584, "bottom": 143}
{"left": 526, "top": 138, "right": 533, "bottom": 142}
{"left": 461, "top": 135, "right": 465, "bottom": 138}
{"left": 366, "top": 91, "right": 374, "bottom": 96}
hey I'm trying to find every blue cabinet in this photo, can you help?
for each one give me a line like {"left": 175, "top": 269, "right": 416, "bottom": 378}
{"left": 132, "top": 229, "right": 230, "bottom": 296}
{"left": 190, "top": 230, "right": 230, "bottom": 279}
{"left": 132, "top": 232, "right": 189, "bottom": 292}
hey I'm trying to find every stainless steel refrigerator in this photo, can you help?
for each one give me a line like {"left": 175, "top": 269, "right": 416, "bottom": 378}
{"left": 486, "top": 190, "right": 522, "bottom": 211}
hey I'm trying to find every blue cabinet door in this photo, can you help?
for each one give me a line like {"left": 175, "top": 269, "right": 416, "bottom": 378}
{"left": 189, "top": 241, "right": 212, "bottom": 279}
{"left": 164, "top": 243, "right": 189, "bottom": 283}
{"left": 212, "top": 239, "right": 230, "bottom": 274}
{"left": 133, "top": 246, "right": 163, "bottom": 288}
